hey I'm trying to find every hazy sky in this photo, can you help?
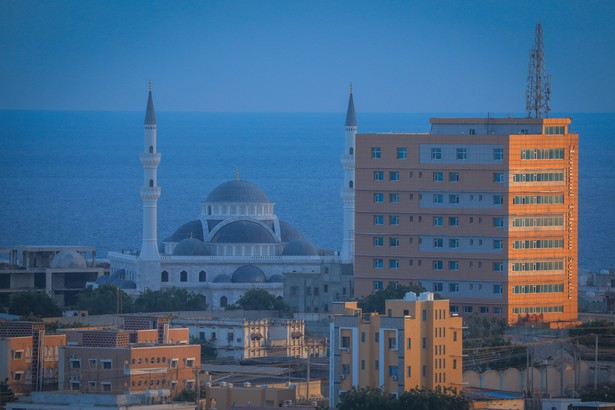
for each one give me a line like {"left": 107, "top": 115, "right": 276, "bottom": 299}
{"left": 1, "top": 1, "right": 613, "bottom": 113}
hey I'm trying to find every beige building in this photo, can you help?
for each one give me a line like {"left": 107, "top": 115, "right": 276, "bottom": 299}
{"left": 58, "top": 316, "right": 200, "bottom": 397}
{"left": 354, "top": 117, "right": 578, "bottom": 324}
{"left": 204, "top": 381, "right": 322, "bottom": 409}
{"left": 329, "top": 292, "right": 463, "bottom": 407}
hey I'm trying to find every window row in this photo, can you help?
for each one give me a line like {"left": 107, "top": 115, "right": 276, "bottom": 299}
{"left": 512, "top": 216, "right": 564, "bottom": 228}
{"left": 433, "top": 260, "right": 503, "bottom": 272}
{"left": 512, "top": 239, "right": 564, "bottom": 249}
{"left": 433, "top": 193, "right": 503, "bottom": 205}
{"left": 373, "top": 170, "right": 401, "bottom": 181}
{"left": 512, "top": 284, "right": 564, "bottom": 294}
{"left": 431, "top": 147, "right": 504, "bottom": 161}
{"left": 511, "top": 261, "right": 564, "bottom": 272}
{"left": 161, "top": 270, "right": 207, "bottom": 282}
{"left": 450, "top": 305, "right": 504, "bottom": 314}
{"left": 512, "top": 171, "right": 564, "bottom": 183}
{"left": 373, "top": 237, "right": 400, "bottom": 247}
{"left": 373, "top": 215, "right": 399, "bottom": 225}
{"left": 513, "top": 194, "right": 564, "bottom": 205}
{"left": 371, "top": 147, "right": 407, "bottom": 159}
{"left": 512, "top": 305, "right": 564, "bottom": 314}
{"left": 520, "top": 148, "right": 565, "bottom": 160}
{"left": 544, "top": 125, "right": 565, "bottom": 135}
{"left": 373, "top": 259, "right": 399, "bottom": 269}
{"left": 432, "top": 171, "right": 461, "bottom": 182}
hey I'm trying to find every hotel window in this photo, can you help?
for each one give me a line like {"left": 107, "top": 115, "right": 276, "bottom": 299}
{"left": 199, "top": 271, "right": 206, "bottom": 282}
{"left": 102, "top": 382, "right": 112, "bottom": 392}
{"left": 161, "top": 271, "right": 169, "bottom": 282}
{"left": 397, "top": 147, "right": 407, "bottom": 159}
{"left": 469, "top": 128, "right": 476, "bottom": 135}
{"left": 449, "top": 283, "right": 459, "bottom": 292}
{"left": 371, "top": 147, "right": 381, "bottom": 159}
{"left": 389, "top": 365, "right": 399, "bottom": 378}
{"left": 374, "top": 193, "right": 384, "bottom": 203}
{"left": 373, "top": 259, "right": 384, "bottom": 269}
{"left": 12, "top": 350, "right": 23, "bottom": 360}
{"left": 70, "top": 359, "right": 81, "bottom": 369}
{"left": 389, "top": 259, "right": 399, "bottom": 269}
{"left": 433, "top": 172, "right": 443, "bottom": 182}
{"left": 390, "top": 171, "right": 400, "bottom": 181}
{"left": 389, "top": 215, "right": 399, "bottom": 225}
{"left": 373, "top": 171, "right": 384, "bottom": 181}
{"left": 341, "top": 336, "right": 351, "bottom": 349}
{"left": 433, "top": 216, "right": 443, "bottom": 226}
{"left": 373, "top": 237, "right": 384, "bottom": 247}
{"left": 185, "top": 358, "right": 195, "bottom": 368}
{"left": 449, "top": 171, "right": 459, "bottom": 182}
{"left": 434, "top": 283, "right": 443, "bottom": 292}
{"left": 493, "top": 284, "right": 503, "bottom": 294}
{"left": 101, "top": 360, "right": 112, "bottom": 369}
{"left": 493, "top": 194, "right": 503, "bottom": 205}
{"left": 456, "top": 148, "right": 467, "bottom": 160}
{"left": 449, "top": 261, "right": 459, "bottom": 271}
{"left": 374, "top": 215, "right": 384, "bottom": 225}
{"left": 389, "top": 237, "right": 399, "bottom": 247}
{"left": 451, "top": 306, "right": 458, "bottom": 313}
{"left": 494, "top": 307, "right": 503, "bottom": 314}
{"left": 431, "top": 147, "right": 442, "bottom": 160}
{"left": 433, "top": 194, "right": 444, "bottom": 204}
{"left": 493, "top": 239, "right": 503, "bottom": 249}
{"left": 389, "top": 193, "right": 400, "bottom": 203}
{"left": 433, "top": 238, "right": 444, "bottom": 248}
{"left": 449, "top": 216, "right": 459, "bottom": 226}
{"left": 433, "top": 260, "right": 443, "bottom": 270}
{"left": 180, "top": 271, "right": 188, "bottom": 282}
{"left": 493, "top": 262, "right": 504, "bottom": 272}
{"left": 449, "top": 194, "right": 460, "bottom": 204}
{"left": 480, "top": 307, "right": 489, "bottom": 314}
{"left": 464, "top": 306, "right": 473, "bottom": 313}
{"left": 449, "top": 238, "right": 459, "bottom": 248}
{"left": 493, "top": 148, "right": 504, "bottom": 160}
{"left": 493, "top": 172, "right": 505, "bottom": 183}
{"left": 493, "top": 217, "right": 504, "bottom": 227}
{"left": 373, "top": 281, "right": 384, "bottom": 290}
{"left": 388, "top": 337, "right": 397, "bottom": 350}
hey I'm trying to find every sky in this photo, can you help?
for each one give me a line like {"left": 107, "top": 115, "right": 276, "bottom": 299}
{"left": 1, "top": 0, "right": 614, "bottom": 113}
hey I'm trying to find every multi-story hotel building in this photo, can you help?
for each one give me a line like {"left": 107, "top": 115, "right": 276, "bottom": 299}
{"left": 354, "top": 117, "right": 578, "bottom": 324}
{"left": 329, "top": 292, "right": 463, "bottom": 407}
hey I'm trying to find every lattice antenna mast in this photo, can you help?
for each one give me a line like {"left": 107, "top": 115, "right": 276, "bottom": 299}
{"left": 526, "top": 23, "right": 551, "bottom": 118}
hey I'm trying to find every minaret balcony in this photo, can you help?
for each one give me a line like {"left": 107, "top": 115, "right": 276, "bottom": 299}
{"left": 140, "top": 186, "right": 161, "bottom": 201}
{"left": 340, "top": 155, "right": 354, "bottom": 168}
{"left": 340, "top": 187, "right": 355, "bottom": 201}
{"left": 140, "top": 153, "right": 161, "bottom": 168}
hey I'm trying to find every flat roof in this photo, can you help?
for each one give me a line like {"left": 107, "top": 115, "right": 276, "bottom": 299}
{"left": 429, "top": 117, "right": 571, "bottom": 125}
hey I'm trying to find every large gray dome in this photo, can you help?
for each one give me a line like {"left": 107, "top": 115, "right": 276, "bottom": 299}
{"left": 173, "top": 238, "right": 211, "bottom": 256}
{"left": 282, "top": 239, "right": 318, "bottom": 256}
{"left": 205, "top": 180, "right": 270, "bottom": 203}
{"left": 213, "top": 273, "right": 231, "bottom": 283}
{"left": 50, "top": 251, "right": 87, "bottom": 269}
{"left": 232, "top": 265, "right": 266, "bottom": 283}
{"left": 211, "top": 220, "right": 276, "bottom": 244}
{"left": 279, "top": 220, "right": 302, "bottom": 242}
{"left": 163, "top": 220, "right": 204, "bottom": 243}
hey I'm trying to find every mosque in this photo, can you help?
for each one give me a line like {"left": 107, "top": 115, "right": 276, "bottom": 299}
{"left": 107, "top": 84, "right": 357, "bottom": 311}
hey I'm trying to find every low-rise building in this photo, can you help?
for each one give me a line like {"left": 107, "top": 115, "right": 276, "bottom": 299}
{"left": 204, "top": 381, "right": 322, "bottom": 410}
{"left": 329, "top": 292, "right": 463, "bottom": 407}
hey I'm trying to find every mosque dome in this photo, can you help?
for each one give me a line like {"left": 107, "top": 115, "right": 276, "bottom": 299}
{"left": 279, "top": 220, "right": 302, "bottom": 242}
{"left": 231, "top": 265, "right": 267, "bottom": 283}
{"left": 282, "top": 239, "right": 318, "bottom": 256}
{"left": 204, "top": 180, "right": 270, "bottom": 203}
{"left": 173, "top": 238, "right": 211, "bottom": 256}
{"left": 50, "top": 250, "right": 87, "bottom": 269}
{"left": 162, "top": 220, "right": 204, "bottom": 243}
{"left": 213, "top": 273, "right": 231, "bottom": 283}
{"left": 211, "top": 220, "right": 276, "bottom": 244}
{"left": 267, "top": 274, "right": 284, "bottom": 283}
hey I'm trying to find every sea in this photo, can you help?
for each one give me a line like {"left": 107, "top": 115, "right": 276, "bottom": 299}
{"left": 0, "top": 111, "right": 614, "bottom": 272}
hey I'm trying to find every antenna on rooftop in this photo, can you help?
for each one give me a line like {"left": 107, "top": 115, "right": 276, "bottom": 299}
{"left": 525, "top": 23, "right": 551, "bottom": 118}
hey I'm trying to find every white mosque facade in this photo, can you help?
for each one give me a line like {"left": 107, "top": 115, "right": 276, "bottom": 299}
{"left": 107, "top": 85, "right": 355, "bottom": 310}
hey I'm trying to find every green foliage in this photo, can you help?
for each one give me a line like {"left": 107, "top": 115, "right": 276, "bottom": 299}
{"left": 580, "top": 384, "right": 615, "bottom": 402}
{"left": 231, "top": 288, "right": 291, "bottom": 314}
{"left": 358, "top": 283, "right": 426, "bottom": 314}
{"left": 173, "top": 388, "right": 197, "bottom": 402}
{"left": 337, "top": 386, "right": 469, "bottom": 410}
{"left": 190, "top": 336, "right": 217, "bottom": 361}
{"left": 133, "top": 287, "right": 207, "bottom": 312}
{"left": 77, "top": 285, "right": 134, "bottom": 315}
{"left": 569, "top": 320, "right": 615, "bottom": 348}
{"left": 1, "top": 378, "right": 16, "bottom": 405}
{"left": 463, "top": 313, "right": 509, "bottom": 349}
{"left": 8, "top": 291, "right": 62, "bottom": 318}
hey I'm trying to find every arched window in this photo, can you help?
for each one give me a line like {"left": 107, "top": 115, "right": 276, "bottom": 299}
{"left": 149, "top": 179, "right": 154, "bottom": 187}
{"left": 149, "top": 146, "right": 153, "bottom": 153}
{"left": 199, "top": 271, "right": 206, "bottom": 282}
{"left": 349, "top": 181, "right": 353, "bottom": 188}
{"left": 220, "top": 296, "right": 228, "bottom": 308}
{"left": 349, "top": 147, "right": 354, "bottom": 155}
{"left": 161, "top": 271, "right": 168, "bottom": 282}
{"left": 180, "top": 271, "right": 188, "bottom": 282}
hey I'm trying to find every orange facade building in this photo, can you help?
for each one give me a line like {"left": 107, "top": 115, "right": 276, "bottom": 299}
{"left": 354, "top": 117, "right": 578, "bottom": 324}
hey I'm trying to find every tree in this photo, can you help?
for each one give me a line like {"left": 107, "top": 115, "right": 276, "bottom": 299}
{"left": 133, "top": 287, "right": 207, "bottom": 312}
{"left": 569, "top": 321, "right": 615, "bottom": 348}
{"left": 358, "top": 283, "right": 426, "bottom": 314}
{"left": 173, "top": 388, "right": 197, "bottom": 402}
{"left": 8, "top": 291, "right": 61, "bottom": 318}
{"left": 580, "top": 384, "right": 615, "bottom": 402}
{"left": 77, "top": 285, "right": 134, "bottom": 315}
{"left": 231, "top": 288, "right": 291, "bottom": 314}
{"left": 0, "top": 378, "right": 16, "bottom": 406}
{"left": 337, "top": 386, "right": 469, "bottom": 410}
{"left": 190, "top": 336, "right": 217, "bottom": 361}
{"left": 337, "top": 386, "right": 396, "bottom": 410}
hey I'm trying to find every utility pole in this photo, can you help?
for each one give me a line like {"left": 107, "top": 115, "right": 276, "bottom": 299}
{"left": 594, "top": 335, "right": 599, "bottom": 389}
{"left": 195, "top": 367, "right": 200, "bottom": 410}
{"left": 526, "top": 344, "right": 530, "bottom": 397}
{"left": 306, "top": 338, "right": 311, "bottom": 402}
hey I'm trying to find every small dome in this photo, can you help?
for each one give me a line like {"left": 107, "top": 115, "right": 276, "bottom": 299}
{"left": 282, "top": 239, "right": 318, "bottom": 256}
{"left": 111, "top": 278, "right": 137, "bottom": 289}
{"left": 232, "top": 265, "right": 266, "bottom": 283}
{"left": 173, "top": 238, "right": 211, "bottom": 256}
{"left": 205, "top": 180, "right": 270, "bottom": 203}
{"left": 96, "top": 275, "right": 111, "bottom": 285}
{"left": 279, "top": 221, "right": 302, "bottom": 242}
{"left": 211, "top": 220, "right": 276, "bottom": 244}
{"left": 50, "top": 250, "right": 87, "bottom": 269}
{"left": 162, "top": 220, "right": 204, "bottom": 244}
{"left": 267, "top": 274, "right": 284, "bottom": 283}
{"left": 213, "top": 274, "right": 231, "bottom": 283}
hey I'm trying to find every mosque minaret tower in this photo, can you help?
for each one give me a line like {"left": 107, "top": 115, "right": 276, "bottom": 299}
{"left": 340, "top": 83, "right": 357, "bottom": 264}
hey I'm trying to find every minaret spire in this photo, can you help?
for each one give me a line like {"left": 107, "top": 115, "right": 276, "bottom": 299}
{"left": 341, "top": 83, "right": 357, "bottom": 264}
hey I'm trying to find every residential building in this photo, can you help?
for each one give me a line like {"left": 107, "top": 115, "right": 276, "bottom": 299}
{"left": 58, "top": 315, "right": 200, "bottom": 396}
{"left": 0, "top": 321, "right": 66, "bottom": 394}
{"left": 354, "top": 117, "right": 578, "bottom": 324}
{"left": 204, "top": 381, "right": 322, "bottom": 409}
{"left": 329, "top": 292, "right": 463, "bottom": 407}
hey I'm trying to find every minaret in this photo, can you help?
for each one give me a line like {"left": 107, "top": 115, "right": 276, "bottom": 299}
{"left": 340, "top": 83, "right": 357, "bottom": 264}
{"left": 139, "top": 81, "right": 161, "bottom": 280}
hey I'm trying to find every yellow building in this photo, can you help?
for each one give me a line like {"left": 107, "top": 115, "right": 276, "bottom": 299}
{"left": 329, "top": 292, "right": 463, "bottom": 407}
